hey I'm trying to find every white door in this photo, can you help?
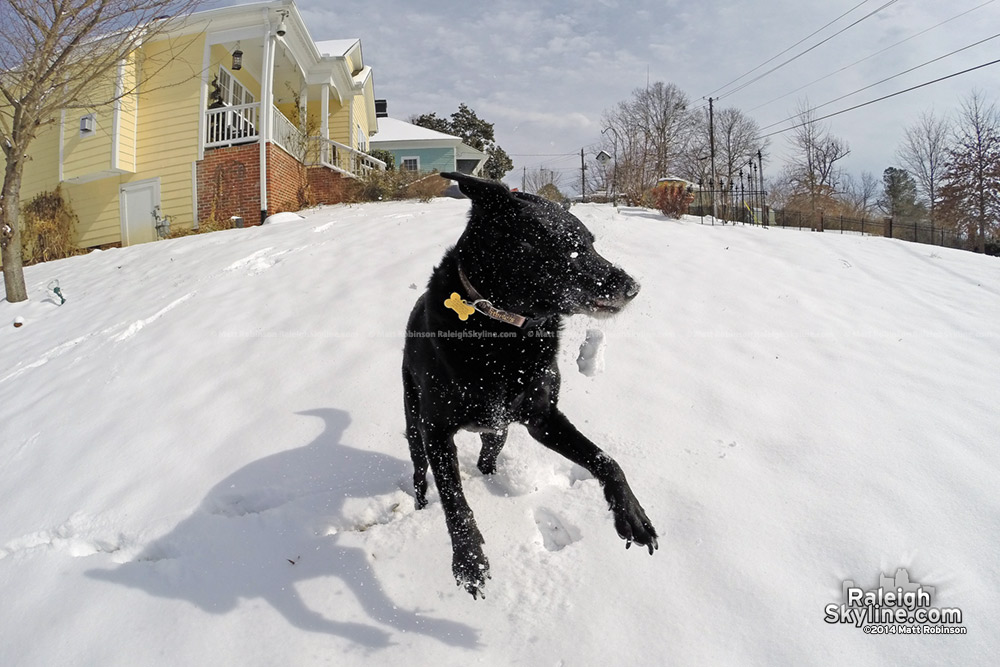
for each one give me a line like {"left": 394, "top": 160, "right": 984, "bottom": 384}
{"left": 120, "top": 179, "right": 161, "bottom": 246}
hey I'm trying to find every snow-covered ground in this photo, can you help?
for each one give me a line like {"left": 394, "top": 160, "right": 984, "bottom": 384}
{"left": 1, "top": 199, "right": 997, "bottom": 665}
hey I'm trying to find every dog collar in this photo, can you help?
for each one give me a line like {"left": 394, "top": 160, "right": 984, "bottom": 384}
{"left": 447, "top": 267, "right": 544, "bottom": 328}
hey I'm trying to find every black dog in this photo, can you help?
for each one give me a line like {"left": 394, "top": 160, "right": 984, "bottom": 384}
{"left": 402, "top": 172, "right": 657, "bottom": 599}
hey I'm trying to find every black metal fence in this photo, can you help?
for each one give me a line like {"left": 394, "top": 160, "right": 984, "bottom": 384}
{"left": 683, "top": 182, "right": 991, "bottom": 253}
{"left": 686, "top": 181, "right": 768, "bottom": 225}
{"left": 768, "top": 210, "right": 974, "bottom": 250}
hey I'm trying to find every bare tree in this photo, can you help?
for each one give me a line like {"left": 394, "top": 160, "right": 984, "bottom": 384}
{"left": 672, "top": 112, "right": 710, "bottom": 186}
{"left": 766, "top": 166, "right": 797, "bottom": 212}
{"left": 0, "top": 0, "right": 201, "bottom": 303}
{"left": 785, "top": 101, "right": 850, "bottom": 219}
{"left": 674, "top": 106, "right": 768, "bottom": 190}
{"left": 839, "top": 170, "right": 880, "bottom": 217}
{"left": 939, "top": 91, "right": 1000, "bottom": 252}
{"left": 634, "top": 82, "right": 693, "bottom": 178}
{"left": 897, "top": 111, "right": 950, "bottom": 224}
{"left": 714, "top": 107, "right": 767, "bottom": 182}
{"left": 523, "top": 168, "right": 564, "bottom": 195}
{"left": 601, "top": 81, "right": 694, "bottom": 204}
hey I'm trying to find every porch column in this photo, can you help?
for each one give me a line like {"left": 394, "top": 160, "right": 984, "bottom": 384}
{"left": 320, "top": 83, "right": 330, "bottom": 164}
{"left": 259, "top": 32, "right": 276, "bottom": 223}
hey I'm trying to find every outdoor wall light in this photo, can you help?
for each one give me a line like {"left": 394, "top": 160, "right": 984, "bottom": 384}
{"left": 276, "top": 9, "right": 289, "bottom": 37}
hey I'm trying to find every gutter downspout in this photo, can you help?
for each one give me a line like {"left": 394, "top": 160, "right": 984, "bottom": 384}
{"left": 111, "top": 58, "right": 125, "bottom": 172}
{"left": 259, "top": 30, "right": 276, "bottom": 224}
{"left": 320, "top": 83, "right": 330, "bottom": 164}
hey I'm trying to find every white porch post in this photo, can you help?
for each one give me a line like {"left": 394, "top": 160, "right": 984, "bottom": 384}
{"left": 258, "top": 32, "right": 275, "bottom": 223}
{"left": 320, "top": 83, "right": 330, "bottom": 165}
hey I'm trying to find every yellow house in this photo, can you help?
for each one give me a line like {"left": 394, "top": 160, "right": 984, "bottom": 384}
{"left": 12, "top": 0, "right": 383, "bottom": 248}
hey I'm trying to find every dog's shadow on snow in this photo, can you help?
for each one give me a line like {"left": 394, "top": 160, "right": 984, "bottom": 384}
{"left": 86, "top": 408, "right": 478, "bottom": 649}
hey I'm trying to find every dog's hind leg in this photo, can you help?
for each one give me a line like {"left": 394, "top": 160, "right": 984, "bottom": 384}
{"left": 424, "top": 426, "right": 490, "bottom": 599}
{"left": 527, "top": 409, "right": 658, "bottom": 555}
{"left": 402, "top": 369, "right": 429, "bottom": 509}
{"left": 477, "top": 430, "right": 507, "bottom": 475}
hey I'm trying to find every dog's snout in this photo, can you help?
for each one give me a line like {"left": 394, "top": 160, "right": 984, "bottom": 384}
{"left": 624, "top": 277, "right": 641, "bottom": 300}
{"left": 611, "top": 269, "right": 640, "bottom": 302}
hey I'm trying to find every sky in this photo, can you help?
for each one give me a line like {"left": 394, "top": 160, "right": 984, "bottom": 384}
{"left": 281, "top": 0, "right": 1000, "bottom": 193}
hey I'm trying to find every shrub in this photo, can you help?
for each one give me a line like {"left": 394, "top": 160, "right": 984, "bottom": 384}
{"left": 20, "top": 187, "right": 83, "bottom": 265}
{"left": 165, "top": 216, "right": 242, "bottom": 239}
{"left": 653, "top": 183, "right": 694, "bottom": 219}
{"left": 367, "top": 149, "right": 395, "bottom": 170}
{"left": 537, "top": 183, "right": 566, "bottom": 204}
{"left": 346, "top": 169, "right": 448, "bottom": 203}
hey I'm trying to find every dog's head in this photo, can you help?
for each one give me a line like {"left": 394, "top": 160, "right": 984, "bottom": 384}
{"left": 443, "top": 172, "right": 640, "bottom": 319}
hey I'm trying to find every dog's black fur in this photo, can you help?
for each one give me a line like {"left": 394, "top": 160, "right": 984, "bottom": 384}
{"left": 402, "top": 172, "right": 657, "bottom": 599}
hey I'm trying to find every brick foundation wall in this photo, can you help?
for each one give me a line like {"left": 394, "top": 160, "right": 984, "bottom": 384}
{"left": 266, "top": 143, "right": 309, "bottom": 215}
{"left": 307, "top": 166, "right": 350, "bottom": 205}
{"left": 196, "top": 143, "right": 262, "bottom": 225}
{"left": 197, "top": 143, "right": 352, "bottom": 227}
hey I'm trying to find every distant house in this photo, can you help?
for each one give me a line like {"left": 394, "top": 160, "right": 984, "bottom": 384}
{"left": 5, "top": 0, "right": 383, "bottom": 248}
{"left": 369, "top": 103, "right": 486, "bottom": 176}
{"left": 656, "top": 176, "right": 699, "bottom": 190}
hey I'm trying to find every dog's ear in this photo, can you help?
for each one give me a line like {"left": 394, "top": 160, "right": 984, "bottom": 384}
{"left": 441, "top": 172, "right": 513, "bottom": 206}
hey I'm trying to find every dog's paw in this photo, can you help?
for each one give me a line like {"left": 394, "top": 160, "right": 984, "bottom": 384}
{"left": 476, "top": 455, "right": 498, "bottom": 476}
{"left": 605, "top": 484, "right": 658, "bottom": 555}
{"left": 453, "top": 547, "right": 491, "bottom": 600}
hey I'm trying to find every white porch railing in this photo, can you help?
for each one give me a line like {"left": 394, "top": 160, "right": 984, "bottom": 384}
{"left": 205, "top": 102, "right": 260, "bottom": 147}
{"left": 270, "top": 106, "right": 306, "bottom": 161}
{"left": 204, "top": 104, "right": 385, "bottom": 177}
{"left": 306, "top": 137, "right": 386, "bottom": 176}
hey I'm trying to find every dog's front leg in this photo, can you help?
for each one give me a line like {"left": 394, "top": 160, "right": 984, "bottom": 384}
{"left": 477, "top": 430, "right": 507, "bottom": 475}
{"left": 527, "top": 410, "right": 658, "bottom": 554}
{"left": 424, "top": 426, "right": 491, "bottom": 598}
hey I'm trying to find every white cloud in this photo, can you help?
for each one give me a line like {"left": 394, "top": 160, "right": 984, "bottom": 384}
{"left": 476, "top": 102, "right": 594, "bottom": 131}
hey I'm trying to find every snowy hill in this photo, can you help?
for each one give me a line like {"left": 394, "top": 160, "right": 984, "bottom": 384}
{"left": 1, "top": 200, "right": 997, "bottom": 665}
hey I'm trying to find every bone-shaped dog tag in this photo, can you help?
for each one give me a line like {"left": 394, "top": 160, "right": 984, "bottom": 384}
{"left": 444, "top": 292, "right": 476, "bottom": 321}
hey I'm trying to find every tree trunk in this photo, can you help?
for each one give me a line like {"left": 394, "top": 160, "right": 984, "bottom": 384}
{"left": 1, "top": 155, "right": 28, "bottom": 303}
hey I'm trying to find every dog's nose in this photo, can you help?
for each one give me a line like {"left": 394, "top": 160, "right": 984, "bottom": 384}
{"left": 624, "top": 278, "right": 641, "bottom": 300}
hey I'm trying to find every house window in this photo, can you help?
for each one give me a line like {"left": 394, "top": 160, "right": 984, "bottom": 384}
{"left": 356, "top": 124, "right": 368, "bottom": 152}
{"left": 401, "top": 157, "right": 420, "bottom": 172}
{"left": 218, "top": 67, "right": 254, "bottom": 107}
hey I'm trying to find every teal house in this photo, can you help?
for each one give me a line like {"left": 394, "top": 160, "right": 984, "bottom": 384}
{"left": 370, "top": 103, "right": 486, "bottom": 175}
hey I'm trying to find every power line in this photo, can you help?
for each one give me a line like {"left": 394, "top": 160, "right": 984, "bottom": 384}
{"left": 747, "top": 0, "right": 997, "bottom": 114}
{"left": 717, "top": 0, "right": 900, "bottom": 101}
{"left": 509, "top": 152, "right": 579, "bottom": 157}
{"left": 759, "top": 31, "right": 1000, "bottom": 132}
{"left": 704, "top": 0, "right": 874, "bottom": 99}
{"left": 759, "top": 57, "right": 1000, "bottom": 139}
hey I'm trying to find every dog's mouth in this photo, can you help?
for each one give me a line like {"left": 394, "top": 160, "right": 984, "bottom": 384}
{"left": 592, "top": 299, "right": 623, "bottom": 313}
{"left": 581, "top": 297, "right": 628, "bottom": 317}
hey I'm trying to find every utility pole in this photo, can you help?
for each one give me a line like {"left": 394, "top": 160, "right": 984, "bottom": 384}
{"left": 580, "top": 148, "right": 587, "bottom": 203}
{"left": 708, "top": 97, "right": 718, "bottom": 223}
{"left": 757, "top": 149, "right": 766, "bottom": 226}
{"left": 522, "top": 166, "right": 526, "bottom": 192}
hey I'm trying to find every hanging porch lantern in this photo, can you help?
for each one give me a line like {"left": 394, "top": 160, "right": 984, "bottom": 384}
{"left": 232, "top": 43, "right": 243, "bottom": 70}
